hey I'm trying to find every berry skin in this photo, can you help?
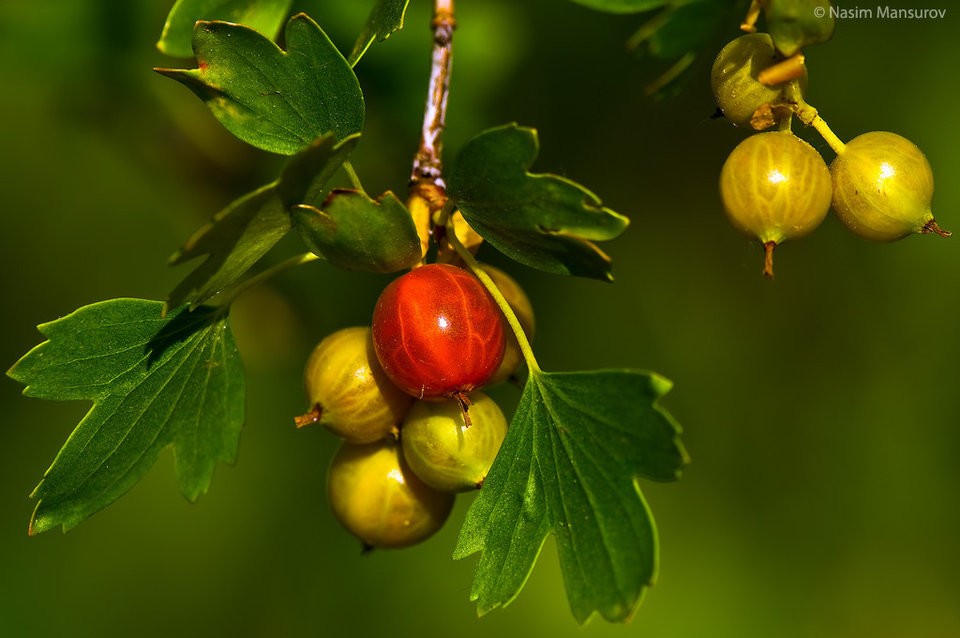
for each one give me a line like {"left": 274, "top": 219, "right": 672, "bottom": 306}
{"left": 480, "top": 265, "right": 534, "bottom": 385}
{"left": 372, "top": 263, "right": 506, "bottom": 400}
{"left": 296, "top": 327, "right": 412, "bottom": 444}
{"left": 711, "top": 33, "right": 805, "bottom": 129}
{"left": 831, "top": 131, "right": 950, "bottom": 242}
{"left": 720, "top": 130, "right": 832, "bottom": 277}
{"left": 401, "top": 391, "right": 508, "bottom": 493}
{"left": 327, "top": 439, "right": 454, "bottom": 549}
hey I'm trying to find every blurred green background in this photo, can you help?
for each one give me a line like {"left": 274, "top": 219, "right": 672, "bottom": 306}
{"left": 2, "top": 1, "right": 958, "bottom": 636}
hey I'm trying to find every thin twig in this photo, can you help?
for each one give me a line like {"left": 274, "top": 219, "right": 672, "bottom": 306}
{"left": 410, "top": 0, "right": 455, "bottom": 206}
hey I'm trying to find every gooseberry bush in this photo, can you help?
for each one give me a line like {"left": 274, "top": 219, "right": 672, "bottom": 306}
{"left": 6, "top": 0, "right": 948, "bottom": 627}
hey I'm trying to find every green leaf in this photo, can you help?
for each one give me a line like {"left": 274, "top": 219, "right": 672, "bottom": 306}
{"left": 448, "top": 124, "right": 629, "bottom": 282}
{"left": 7, "top": 299, "right": 245, "bottom": 534}
{"left": 763, "top": 0, "right": 835, "bottom": 57}
{"left": 292, "top": 190, "right": 421, "bottom": 273}
{"left": 569, "top": 0, "right": 669, "bottom": 14}
{"left": 157, "top": 0, "right": 294, "bottom": 58}
{"left": 155, "top": 13, "right": 364, "bottom": 155}
{"left": 454, "top": 369, "right": 687, "bottom": 624}
{"left": 626, "top": 0, "right": 734, "bottom": 98}
{"left": 277, "top": 133, "right": 361, "bottom": 208}
{"left": 348, "top": 0, "right": 410, "bottom": 66}
{"left": 167, "top": 182, "right": 290, "bottom": 311}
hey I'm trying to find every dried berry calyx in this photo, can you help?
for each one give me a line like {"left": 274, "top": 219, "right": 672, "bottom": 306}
{"left": 327, "top": 439, "right": 454, "bottom": 549}
{"left": 372, "top": 263, "right": 505, "bottom": 400}
{"left": 711, "top": 33, "right": 806, "bottom": 130}
{"left": 296, "top": 327, "right": 412, "bottom": 444}
{"left": 830, "top": 131, "right": 951, "bottom": 242}
{"left": 719, "top": 130, "right": 832, "bottom": 277}
{"left": 401, "top": 391, "right": 508, "bottom": 493}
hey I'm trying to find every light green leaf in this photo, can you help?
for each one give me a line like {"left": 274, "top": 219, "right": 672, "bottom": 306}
{"left": 292, "top": 190, "right": 421, "bottom": 273}
{"left": 569, "top": 0, "right": 669, "bottom": 14}
{"left": 157, "top": 0, "right": 294, "bottom": 58}
{"left": 349, "top": 0, "right": 410, "bottom": 66}
{"left": 448, "top": 124, "right": 629, "bottom": 281}
{"left": 155, "top": 13, "right": 364, "bottom": 155}
{"left": 7, "top": 299, "right": 244, "bottom": 534}
{"left": 167, "top": 182, "right": 289, "bottom": 311}
{"left": 454, "top": 369, "right": 687, "bottom": 624}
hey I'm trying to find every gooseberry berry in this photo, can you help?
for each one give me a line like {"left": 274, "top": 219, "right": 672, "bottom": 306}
{"left": 711, "top": 33, "right": 805, "bottom": 129}
{"left": 327, "top": 439, "right": 454, "bottom": 549}
{"left": 481, "top": 264, "right": 535, "bottom": 385}
{"left": 401, "top": 391, "right": 508, "bottom": 492}
{"left": 372, "top": 263, "right": 506, "bottom": 399}
{"left": 295, "top": 327, "right": 412, "bottom": 444}
{"left": 719, "top": 130, "right": 832, "bottom": 277}
{"left": 830, "top": 131, "right": 950, "bottom": 242}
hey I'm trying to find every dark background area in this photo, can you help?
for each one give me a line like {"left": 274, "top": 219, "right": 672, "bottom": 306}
{"left": 1, "top": 1, "right": 958, "bottom": 636}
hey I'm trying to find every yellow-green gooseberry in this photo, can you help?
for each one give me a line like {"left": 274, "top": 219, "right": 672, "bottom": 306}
{"left": 720, "top": 130, "right": 832, "bottom": 277}
{"left": 295, "top": 327, "right": 412, "bottom": 443}
{"left": 401, "top": 391, "right": 508, "bottom": 493}
{"left": 830, "top": 131, "right": 950, "bottom": 242}
{"left": 327, "top": 439, "right": 454, "bottom": 549}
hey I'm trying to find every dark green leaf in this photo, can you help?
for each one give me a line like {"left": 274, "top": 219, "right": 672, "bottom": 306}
{"left": 167, "top": 182, "right": 290, "bottom": 311}
{"left": 155, "top": 13, "right": 364, "bottom": 155}
{"left": 348, "top": 0, "right": 410, "bottom": 66}
{"left": 157, "top": 0, "right": 293, "bottom": 58}
{"left": 454, "top": 369, "right": 687, "bottom": 623}
{"left": 278, "top": 133, "right": 361, "bottom": 208}
{"left": 292, "top": 190, "right": 421, "bottom": 273}
{"left": 569, "top": 0, "right": 669, "bottom": 14}
{"left": 763, "top": 0, "right": 835, "bottom": 56}
{"left": 625, "top": 0, "right": 735, "bottom": 98}
{"left": 7, "top": 299, "right": 244, "bottom": 534}
{"left": 448, "top": 124, "right": 629, "bottom": 281}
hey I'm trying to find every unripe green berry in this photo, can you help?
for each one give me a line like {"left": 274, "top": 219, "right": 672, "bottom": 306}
{"left": 720, "top": 131, "right": 832, "bottom": 277}
{"left": 401, "top": 391, "right": 508, "bottom": 493}
{"left": 327, "top": 439, "right": 454, "bottom": 549}
{"left": 711, "top": 33, "right": 805, "bottom": 129}
{"left": 831, "top": 131, "right": 950, "bottom": 242}
{"left": 297, "top": 327, "right": 412, "bottom": 443}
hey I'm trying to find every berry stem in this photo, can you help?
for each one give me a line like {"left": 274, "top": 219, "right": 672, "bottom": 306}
{"left": 440, "top": 203, "right": 542, "bottom": 375}
{"left": 790, "top": 94, "right": 846, "bottom": 155}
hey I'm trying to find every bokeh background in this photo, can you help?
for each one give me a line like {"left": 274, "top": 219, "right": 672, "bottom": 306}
{"left": 2, "top": 1, "right": 958, "bottom": 636}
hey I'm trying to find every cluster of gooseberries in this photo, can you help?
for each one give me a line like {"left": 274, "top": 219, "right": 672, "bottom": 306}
{"left": 295, "top": 260, "right": 535, "bottom": 550}
{"left": 712, "top": 1, "right": 950, "bottom": 278}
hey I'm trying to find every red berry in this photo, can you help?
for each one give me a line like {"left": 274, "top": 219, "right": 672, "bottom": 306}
{"left": 372, "top": 263, "right": 505, "bottom": 399}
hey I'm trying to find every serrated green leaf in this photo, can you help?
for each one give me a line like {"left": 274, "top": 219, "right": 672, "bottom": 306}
{"left": 277, "top": 133, "right": 360, "bottom": 208}
{"left": 167, "top": 182, "right": 289, "bottom": 311}
{"left": 7, "top": 299, "right": 244, "bottom": 534}
{"left": 292, "top": 190, "right": 421, "bottom": 273}
{"left": 157, "top": 0, "right": 294, "bottom": 58}
{"left": 348, "top": 0, "right": 410, "bottom": 66}
{"left": 763, "top": 0, "right": 835, "bottom": 56}
{"left": 454, "top": 369, "right": 687, "bottom": 624}
{"left": 448, "top": 124, "right": 629, "bottom": 282}
{"left": 569, "top": 0, "right": 669, "bottom": 14}
{"left": 155, "top": 13, "right": 364, "bottom": 155}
